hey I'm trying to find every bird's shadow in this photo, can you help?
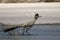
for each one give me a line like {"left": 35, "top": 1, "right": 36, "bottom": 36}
{"left": 0, "top": 33, "right": 39, "bottom": 36}
{"left": 17, "top": 34, "right": 39, "bottom": 36}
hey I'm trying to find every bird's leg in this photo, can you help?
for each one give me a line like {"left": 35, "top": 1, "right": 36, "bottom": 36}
{"left": 26, "top": 28, "right": 31, "bottom": 35}
{"left": 22, "top": 28, "right": 25, "bottom": 35}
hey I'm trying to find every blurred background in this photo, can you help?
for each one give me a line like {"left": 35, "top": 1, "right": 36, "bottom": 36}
{"left": 0, "top": 0, "right": 60, "bottom": 3}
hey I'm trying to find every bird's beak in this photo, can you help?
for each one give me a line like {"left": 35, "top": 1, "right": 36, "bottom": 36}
{"left": 39, "top": 16, "right": 42, "bottom": 17}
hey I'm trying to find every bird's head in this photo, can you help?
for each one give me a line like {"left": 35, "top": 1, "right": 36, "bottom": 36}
{"left": 34, "top": 13, "right": 42, "bottom": 20}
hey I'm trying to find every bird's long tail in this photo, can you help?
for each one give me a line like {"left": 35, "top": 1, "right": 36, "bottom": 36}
{"left": 3, "top": 26, "right": 20, "bottom": 32}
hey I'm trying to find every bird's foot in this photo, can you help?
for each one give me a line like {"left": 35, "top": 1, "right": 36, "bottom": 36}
{"left": 27, "top": 33, "right": 31, "bottom": 36}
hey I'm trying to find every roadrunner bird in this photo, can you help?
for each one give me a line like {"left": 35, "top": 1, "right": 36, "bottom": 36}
{"left": 3, "top": 13, "right": 41, "bottom": 35}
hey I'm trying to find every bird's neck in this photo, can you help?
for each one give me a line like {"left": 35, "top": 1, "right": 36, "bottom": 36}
{"left": 32, "top": 18, "right": 38, "bottom": 24}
